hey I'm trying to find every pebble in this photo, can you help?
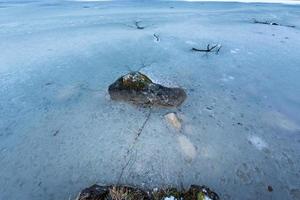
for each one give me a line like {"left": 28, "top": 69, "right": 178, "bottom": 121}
{"left": 165, "top": 112, "right": 182, "bottom": 130}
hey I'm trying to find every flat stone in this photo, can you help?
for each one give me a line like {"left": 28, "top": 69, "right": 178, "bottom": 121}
{"left": 165, "top": 112, "right": 182, "bottom": 130}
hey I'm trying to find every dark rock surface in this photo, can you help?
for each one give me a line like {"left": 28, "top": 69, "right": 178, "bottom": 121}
{"left": 108, "top": 72, "right": 187, "bottom": 107}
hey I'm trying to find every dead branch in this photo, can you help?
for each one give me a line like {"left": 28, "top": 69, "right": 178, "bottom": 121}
{"left": 153, "top": 33, "right": 160, "bottom": 42}
{"left": 253, "top": 18, "right": 295, "bottom": 28}
{"left": 124, "top": 61, "right": 153, "bottom": 73}
{"left": 134, "top": 20, "right": 145, "bottom": 29}
{"left": 123, "top": 21, "right": 146, "bottom": 30}
{"left": 191, "top": 44, "right": 222, "bottom": 54}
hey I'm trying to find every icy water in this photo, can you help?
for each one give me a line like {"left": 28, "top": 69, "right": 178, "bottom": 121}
{"left": 1, "top": 1, "right": 300, "bottom": 200}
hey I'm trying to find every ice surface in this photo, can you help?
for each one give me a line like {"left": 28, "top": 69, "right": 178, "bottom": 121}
{"left": 0, "top": 1, "right": 300, "bottom": 200}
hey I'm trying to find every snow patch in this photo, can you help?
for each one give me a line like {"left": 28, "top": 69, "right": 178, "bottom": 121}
{"left": 248, "top": 135, "right": 268, "bottom": 150}
{"left": 55, "top": 85, "right": 80, "bottom": 101}
{"left": 177, "top": 135, "right": 197, "bottom": 161}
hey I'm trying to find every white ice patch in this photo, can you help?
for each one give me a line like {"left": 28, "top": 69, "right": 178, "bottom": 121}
{"left": 55, "top": 85, "right": 79, "bottom": 101}
{"left": 221, "top": 74, "right": 235, "bottom": 82}
{"left": 230, "top": 48, "right": 240, "bottom": 54}
{"left": 177, "top": 135, "right": 197, "bottom": 161}
{"left": 263, "top": 111, "right": 300, "bottom": 132}
{"left": 185, "top": 40, "right": 197, "bottom": 45}
{"left": 248, "top": 135, "right": 268, "bottom": 150}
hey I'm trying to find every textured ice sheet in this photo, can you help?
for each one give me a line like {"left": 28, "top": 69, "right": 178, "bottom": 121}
{"left": 0, "top": 1, "right": 300, "bottom": 200}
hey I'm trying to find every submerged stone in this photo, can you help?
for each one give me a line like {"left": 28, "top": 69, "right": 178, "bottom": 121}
{"left": 108, "top": 72, "right": 187, "bottom": 107}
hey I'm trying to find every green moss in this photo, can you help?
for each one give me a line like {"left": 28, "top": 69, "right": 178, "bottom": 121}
{"left": 197, "top": 192, "right": 205, "bottom": 200}
{"left": 122, "top": 72, "right": 152, "bottom": 91}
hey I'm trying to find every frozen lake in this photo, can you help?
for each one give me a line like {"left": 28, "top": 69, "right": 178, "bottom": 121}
{"left": 0, "top": 1, "right": 300, "bottom": 199}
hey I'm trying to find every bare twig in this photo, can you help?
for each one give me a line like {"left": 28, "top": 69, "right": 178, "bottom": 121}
{"left": 117, "top": 150, "right": 137, "bottom": 184}
{"left": 191, "top": 44, "right": 222, "bottom": 54}
{"left": 153, "top": 33, "right": 160, "bottom": 42}
{"left": 126, "top": 107, "right": 152, "bottom": 156}
{"left": 136, "top": 63, "right": 148, "bottom": 72}
{"left": 123, "top": 21, "right": 146, "bottom": 30}
{"left": 216, "top": 45, "right": 222, "bottom": 54}
{"left": 117, "top": 107, "right": 152, "bottom": 184}
{"left": 123, "top": 60, "right": 154, "bottom": 73}
{"left": 136, "top": 61, "right": 154, "bottom": 72}
{"left": 252, "top": 18, "right": 295, "bottom": 28}
{"left": 134, "top": 20, "right": 145, "bottom": 29}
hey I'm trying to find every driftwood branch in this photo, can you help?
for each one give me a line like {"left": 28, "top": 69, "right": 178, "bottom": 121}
{"left": 253, "top": 18, "right": 295, "bottom": 28}
{"left": 191, "top": 44, "right": 222, "bottom": 54}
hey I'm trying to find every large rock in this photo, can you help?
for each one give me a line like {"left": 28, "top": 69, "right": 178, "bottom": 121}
{"left": 108, "top": 72, "right": 187, "bottom": 107}
{"left": 75, "top": 184, "right": 219, "bottom": 200}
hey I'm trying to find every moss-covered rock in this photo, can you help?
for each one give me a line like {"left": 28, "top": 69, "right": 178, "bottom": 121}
{"left": 108, "top": 72, "right": 187, "bottom": 107}
{"left": 76, "top": 184, "right": 219, "bottom": 200}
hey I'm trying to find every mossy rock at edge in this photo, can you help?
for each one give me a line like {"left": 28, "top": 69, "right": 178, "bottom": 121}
{"left": 76, "top": 184, "right": 219, "bottom": 200}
